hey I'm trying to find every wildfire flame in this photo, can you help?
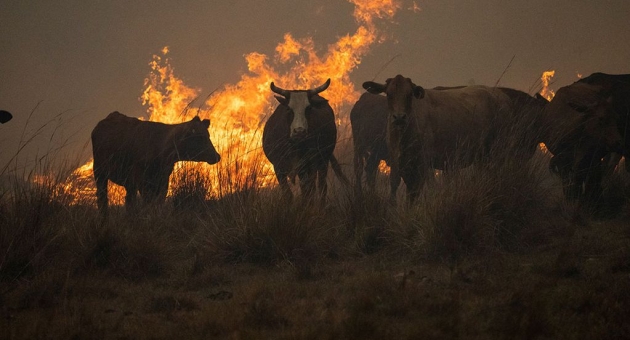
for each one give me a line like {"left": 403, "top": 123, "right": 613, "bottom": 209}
{"left": 539, "top": 70, "right": 556, "bottom": 101}
{"left": 537, "top": 70, "right": 557, "bottom": 154}
{"left": 60, "top": 0, "right": 404, "bottom": 205}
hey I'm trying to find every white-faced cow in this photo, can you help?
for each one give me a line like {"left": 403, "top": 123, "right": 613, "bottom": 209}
{"left": 362, "top": 75, "right": 514, "bottom": 203}
{"left": 0, "top": 110, "right": 12, "bottom": 124}
{"left": 263, "top": 79, "right": 348, "bottom": 203}
{"left": 350, "top": 92, "right": 401, "bottom": 201}
{"left": 91, "top": 112, "right": 221, "bottom": 217}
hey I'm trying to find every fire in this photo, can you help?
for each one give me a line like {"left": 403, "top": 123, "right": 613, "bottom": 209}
{"left": 60, "top": 0, "right": 404, "bottom": 206}
{"left": 537, "top": 70, "right": 556, "bottom": 154}
{"left": 539, "top": 70, "right": 556, "bottom": 101}
{"left": 377, "top": 160, "right": 390, "bottom": 175}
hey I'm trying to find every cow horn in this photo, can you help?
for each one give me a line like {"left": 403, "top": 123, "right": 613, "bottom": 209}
{"left": 309, "top": 78, "right": 331, "bottom": 95}
{"left": 270, "top": 82, "right": 289, "bottom": 98}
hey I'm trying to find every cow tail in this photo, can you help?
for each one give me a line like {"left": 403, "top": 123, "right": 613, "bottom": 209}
{"left": 330, "top": 154, "right": 351, "bottom": 187}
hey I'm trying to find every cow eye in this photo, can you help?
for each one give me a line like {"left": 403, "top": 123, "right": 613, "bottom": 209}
{"left": 568, "top": 102, "right": 589, "bottom": 113}
{"left": 192, "top": 128, "right": 197, "bottom": 134}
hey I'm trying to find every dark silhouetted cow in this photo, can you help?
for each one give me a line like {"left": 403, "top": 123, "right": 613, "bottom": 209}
{"left": 576, "top": 73, "right": 630, "bottom": 175}
{"left": 263, "top": 79, "right": 348, "bottom": 203}
{"left": 534, "top": 80, "right": 622, "bottom": 202}
{"left": 363, "top": 75, "right": 514, "bottom": 203}
{"left": 91, "top": 112, "right": 221, "bottom": 217}
{"left": 350, "top": 92, "right": 400, "bottom": 201}
{"left": 0, "top": 110, "right": 12, "bottom": 124}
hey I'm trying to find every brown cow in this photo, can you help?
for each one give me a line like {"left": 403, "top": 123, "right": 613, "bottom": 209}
{"left": 91, "top": 112, "right": 221, "bottom": 217}
{"left": 350, "top": 87, "right": 469, "bottom": 202}
{"left": 350, "top": 92, "right": 400, "bottom": 201}
{"left": 263, "top": 79, "right": 348, "bottom": 203}
{"left": 362, "top": 75, "right": 514, "bottom": 203}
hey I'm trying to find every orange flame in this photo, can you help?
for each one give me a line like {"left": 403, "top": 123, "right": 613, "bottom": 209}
{"left": 538, "top": 70, "right": 556, "bottom": 154}
{"left": 539, "top": 70, "right": 555, "bottom": 101}
{"left": 61, "top": 0, "right": 404, "bottom": 205}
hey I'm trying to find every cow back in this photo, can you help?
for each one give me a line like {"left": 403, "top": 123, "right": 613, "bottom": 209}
{"left": 408, "top": 86, "right": 511, "bottom": 166}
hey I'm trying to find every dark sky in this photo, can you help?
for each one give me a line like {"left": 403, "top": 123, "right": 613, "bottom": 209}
{"left": 1, "top": 0, "right": 629, "bottom": 170}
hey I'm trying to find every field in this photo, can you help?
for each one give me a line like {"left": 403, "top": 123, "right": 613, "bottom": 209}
{"left": 1, "top": 137, "right": 630, "bottom": 339}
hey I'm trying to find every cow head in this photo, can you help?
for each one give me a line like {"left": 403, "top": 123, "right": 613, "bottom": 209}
{"left": 176, "top": 116, "right": 221, "bottom": 164}
{"left": 545, "top": 83, "right": 621, "bottom": 153}
{"left": 362, "top": 75, "right": 425, "bottom": 127}
{"left": 270, "top": 79, "right": 331, "bottom": 140}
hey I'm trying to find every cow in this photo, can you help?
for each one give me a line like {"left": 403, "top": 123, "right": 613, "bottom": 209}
{"left": 362, "top": 75, "right": 515, "bottom": 203}
{"left": 350, "top": 92, "right": 400, "bottom": 201}
{"left": 263, "top": 78, "right": 348, "bottom": 204}
{"left": 91, "top": 111, "right": 221, "bottom": 217}
{"left": 0, "top": 110, "right": 12, "bottom": 124}
{"left": 576, "top": 73, "right": 630, "bottom": 175}
{"left": 350, "top": 87, "right": 469, "bottom": 202}
{"left": 534, "top": 79, "right": 623, "bottom": 203}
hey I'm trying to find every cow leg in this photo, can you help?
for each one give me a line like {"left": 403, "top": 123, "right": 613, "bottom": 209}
{"left": 552, "top": 153, "right": 580, "bottom": 200}
{"left": 388, "top": 162, "right": 401, "bottom": 203}
{"left": 275, "top": 169, "right": 293, "bottom": 201}
{"left": 94, "top": 170, "right": 109, "bottom": 219}
{"left": 353, "top": 149, "right": 364, "bottom": 198}
{"left": 401, "top": 162, "right": 423, "bottom": 205}
{"left": 583, "top": 165, "right": 604, "bottom": 204}
{"left": 138, "top": 165, "right": 163, "bottom": 206}
{"left": 317, "top": 162, "right": 329, "bottom": 205}
{"left": 562, "top": 169, "right": 581, "bottom": 201}
{"left": 153, "top": 172, "right": 171, "bottom": 205}
{"left": 124, "top": 184, "right": 139, "bottom": 214}
{"left": 298, "top": 166, "right": 317, "bottom": 201}
{"left": 365, "top": 152, "right": 380, "bottom": 193}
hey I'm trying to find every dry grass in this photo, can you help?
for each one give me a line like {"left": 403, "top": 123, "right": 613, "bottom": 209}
{"left": 1, "top": 116, "right": 630, "bottom": 339}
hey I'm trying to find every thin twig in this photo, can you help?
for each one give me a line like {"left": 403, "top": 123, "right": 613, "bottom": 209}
{"left": 372, "top": 54, "right": 401, "bottom": 81}
{"left": 494, "top": 55, "right": 516, "bottom": 88}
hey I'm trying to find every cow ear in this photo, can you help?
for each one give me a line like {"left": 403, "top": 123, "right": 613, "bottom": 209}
{"left": 192, "top": 116, "right": 201, "bottom": 122}
{"left": 413, "top": 85, "right": 425, "bottom": 99}
{"left": 275, "top": 95, "right": 289, "bottom": 106}
{"left": 0, "top": 110, "right": 12, "bottom": 124}
{"left": 362, "top": 81, "right": 386, "bottom": 94}
{"left": 202, "top": 119, "right": 210, "bottom": 129}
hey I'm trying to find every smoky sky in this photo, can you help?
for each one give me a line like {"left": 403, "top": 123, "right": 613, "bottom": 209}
{"left": 1, "top": 0, "right": 629, "bottom": 169}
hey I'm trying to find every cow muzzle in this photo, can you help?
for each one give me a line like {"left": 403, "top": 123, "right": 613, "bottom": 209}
{"left": 290, "top": 127, "right": 308, "bottom": 140}
{"left": 391, "top": 114, "right": 407, "bottom": 127}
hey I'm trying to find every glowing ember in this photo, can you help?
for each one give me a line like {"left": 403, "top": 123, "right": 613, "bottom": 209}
{"left": 62, "top": 0, "right": 404, "bottom": 205}
{"left": 377, "top": 160, "right": 390, "bottom": 175}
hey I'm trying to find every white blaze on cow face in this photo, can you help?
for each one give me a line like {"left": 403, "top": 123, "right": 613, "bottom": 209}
{"left": 270, "top": 79, "right": 331, "bottom": 139}
{"left": 288, "top": 92, "right": 311, "bottom": 138}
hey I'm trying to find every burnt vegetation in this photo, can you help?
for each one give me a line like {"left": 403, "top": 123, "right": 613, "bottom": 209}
{"left": 1, "top": 104, "right": 630, "bottom": 339}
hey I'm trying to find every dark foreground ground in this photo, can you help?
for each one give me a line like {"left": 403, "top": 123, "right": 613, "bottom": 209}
{"left": 1, "top": 155, "right": 629, "bottom": 339}
{"left": 2, "top": 217, "right": 629, "bottom": 339}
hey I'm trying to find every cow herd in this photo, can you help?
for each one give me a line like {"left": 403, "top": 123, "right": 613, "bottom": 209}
{"left": 91, "top": 72, "right": 629, "bottom": 217}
